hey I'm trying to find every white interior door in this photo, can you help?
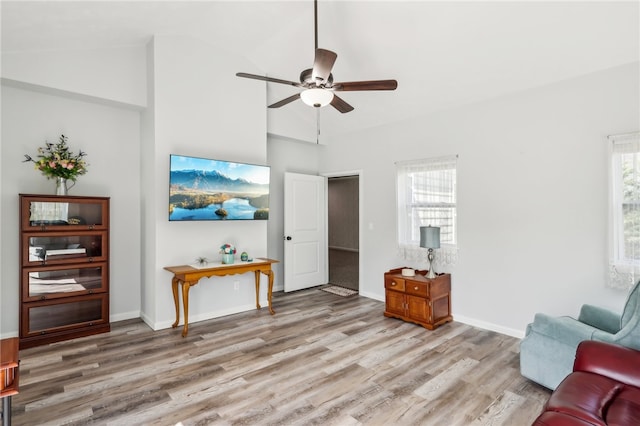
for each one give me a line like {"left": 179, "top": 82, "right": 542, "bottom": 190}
{"left": 284, "top": 172, "right": 327, "bottom": 292}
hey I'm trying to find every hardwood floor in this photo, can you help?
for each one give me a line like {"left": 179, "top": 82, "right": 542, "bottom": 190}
{"left": 9, "top": 288, "right": 550, "bottom": 425}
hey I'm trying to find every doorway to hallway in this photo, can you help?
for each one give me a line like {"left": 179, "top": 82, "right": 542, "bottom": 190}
{"left": 327, "top": 176, "right": 359, "bottom": 291}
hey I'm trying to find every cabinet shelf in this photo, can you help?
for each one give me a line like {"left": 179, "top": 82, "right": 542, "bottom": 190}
{"left": 19, "top": 194, "right": 110, "bottom": 349}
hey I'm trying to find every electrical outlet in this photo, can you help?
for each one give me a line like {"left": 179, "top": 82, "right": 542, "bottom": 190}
{"left": 234, "top": 281, "right": 240, "bottom": 291}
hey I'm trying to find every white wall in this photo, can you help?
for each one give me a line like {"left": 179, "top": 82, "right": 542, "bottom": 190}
{"left": 266, "top": 134, "right": 322, "bottom": 290}
{"left": 319, "top": 62, "right": 640, "bottom": 337}
{"left": 1, "top": 30, "right": 636, "bottom": 342}
{"left": 0, "top": 85, "right": 142, "bottom": 337}
{"left": 2, "top": 47, "right": 147, "bottom": 108}
{"left": 0, "top": 36, "right": 269, "bottom": 337}
{"left": 142, "top": 35, "right": 269, "bottom": 330}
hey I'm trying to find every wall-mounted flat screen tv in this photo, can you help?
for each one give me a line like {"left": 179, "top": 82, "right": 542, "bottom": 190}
{"left": 169, "top": 154, "right": 270, "bottom": 221}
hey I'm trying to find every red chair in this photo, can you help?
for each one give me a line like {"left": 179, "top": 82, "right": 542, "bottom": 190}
{"left": 532, "top": 340, "right": 640, "bottom": 425}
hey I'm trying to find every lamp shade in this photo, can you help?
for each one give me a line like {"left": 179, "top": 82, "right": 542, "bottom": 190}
{"left": 420, "top": 226, "right": 440, "bottom": 249}
{"left": 300, "top": 88, "right": 334, "bottom": 108}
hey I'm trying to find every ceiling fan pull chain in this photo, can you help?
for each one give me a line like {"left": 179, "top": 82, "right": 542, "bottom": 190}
{"left": 317, "top": 109, "right": 321, "bottom": 144}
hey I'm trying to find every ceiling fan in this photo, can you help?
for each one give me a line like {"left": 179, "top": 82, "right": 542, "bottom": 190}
{"left": 236, "top": 0, "right": 398, "bottom": 113}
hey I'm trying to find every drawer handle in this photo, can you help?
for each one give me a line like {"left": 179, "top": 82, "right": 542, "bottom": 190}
{"left": 391, "top": 281, "right": 396, "bottom": 286}
{"left": 414, "top": 286, "right": 419, "bottom": 291}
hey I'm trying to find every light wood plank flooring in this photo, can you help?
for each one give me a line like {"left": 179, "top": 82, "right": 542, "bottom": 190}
{"left": 9, "top": 288, "right": 550, "bottom": 425}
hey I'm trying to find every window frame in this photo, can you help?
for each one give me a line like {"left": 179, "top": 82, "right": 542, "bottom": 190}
{"left": 396, "top": 155, "right": 458, "bottom": 264}
{"left": 608, "top": 132, "right": 640, "bottom": 289}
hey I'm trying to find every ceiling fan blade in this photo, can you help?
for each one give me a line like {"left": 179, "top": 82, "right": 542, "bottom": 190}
{"left": 311, "top": 48, "right": 337, "bottom": 85}
{"left": 330, "top": 94, "right": 354, "bottom": 114}
{"left": 236, "top": 72, "right": 303, "bottom": 88}
{"left": 333, "top": 79, "right": 398, "bottom": 91}
{"left": 268, "top": 93, "right": 301, "bottom": 108}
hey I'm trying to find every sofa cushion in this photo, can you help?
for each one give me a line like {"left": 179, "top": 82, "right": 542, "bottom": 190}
{"left": 532, "top": 341, "right": 640, "bottom": 425}
{"left": 545, "top": 372, "right": 620, "bottom": 425}
{"left": 606, "top": 387, "right": 640, "bottom": 425}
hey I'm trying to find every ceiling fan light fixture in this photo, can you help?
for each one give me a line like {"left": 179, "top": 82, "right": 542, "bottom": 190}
{"left": 300, "top": 88, "right": 334, "bottom": 108}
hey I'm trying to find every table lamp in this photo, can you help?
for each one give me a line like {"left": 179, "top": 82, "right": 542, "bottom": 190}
{"left": 420, "top": 225, "right": 440, "bottom": 278}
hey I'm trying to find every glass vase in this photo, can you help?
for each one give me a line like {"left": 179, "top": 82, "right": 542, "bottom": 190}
{"left": 222, "top": 254, "right": 234, "bottom": 264}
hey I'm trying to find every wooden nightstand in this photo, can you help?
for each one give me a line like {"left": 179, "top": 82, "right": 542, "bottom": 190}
{"left": 384, "top": 268, "right": 452, "bottom": 330}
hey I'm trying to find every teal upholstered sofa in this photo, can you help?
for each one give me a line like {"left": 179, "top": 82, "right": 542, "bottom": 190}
{"left": 520, "top": 280, "right": 640, "bottom": 390}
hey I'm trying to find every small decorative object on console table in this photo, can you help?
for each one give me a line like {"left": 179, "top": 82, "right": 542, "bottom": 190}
{"left": 23, "top": 134, "right": 88, "bottom": 195}
{"left": 220, "top": 243, "right": 236, "bottom": 264}
{"left": 420, "top": 225, "right": 440, "bottom": 278}
{"left": 195, "top": 257, "right": 209, "bottom": 267}
{"left": 384, "top": 267, "right": 452, "bottom": 330}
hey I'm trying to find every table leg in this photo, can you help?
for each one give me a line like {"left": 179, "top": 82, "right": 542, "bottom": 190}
{"left": 2, "top": 395, "right": 11, "bottom": 426}
{"left": 265, "top": 269, "right": 275, "bottom": 315}
{"left": 171, "top": 277, "right": 180, "bottom": 329}
{"left": 254, "top": 270, "right": 261, "bottom": 310}
{"left": 181, "top": 282, "right": 191, "bottom": 337}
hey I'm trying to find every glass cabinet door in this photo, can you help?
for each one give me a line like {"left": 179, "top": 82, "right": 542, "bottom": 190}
{"left": 23, "top": 263, "right": 107, "bottom": 302}
{"left": 22, "top": 294, "right": 108, "bottom": 337}
{"left": 22, "top": 231, "right": 107, "bottom": 266}
{"left": 21, "top": 195, "right": 109, "bottom": 231}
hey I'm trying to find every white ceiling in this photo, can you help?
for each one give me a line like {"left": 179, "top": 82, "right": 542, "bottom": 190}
{"left": 2, "top": 1, "right": 639, "bottom": 137}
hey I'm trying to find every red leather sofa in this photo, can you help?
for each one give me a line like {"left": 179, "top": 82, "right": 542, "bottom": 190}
{"left": 532, "top": 340, "right": 640, "bottom": 425}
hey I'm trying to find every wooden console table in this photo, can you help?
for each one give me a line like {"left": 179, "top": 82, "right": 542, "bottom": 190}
{"left": 1, "top": 337, "right": 19, "bottom": 426}
{"left": 164, "top": 258, "right": 279, "bottom": 337}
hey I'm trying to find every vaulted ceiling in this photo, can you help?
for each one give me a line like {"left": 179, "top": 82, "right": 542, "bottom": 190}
{"left": 2, "top": 1, "right": 638, "bottom": 139}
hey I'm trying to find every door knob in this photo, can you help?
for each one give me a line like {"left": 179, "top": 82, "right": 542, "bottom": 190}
{"left": 285, "top": 236, "right": 292, "bottom": 241}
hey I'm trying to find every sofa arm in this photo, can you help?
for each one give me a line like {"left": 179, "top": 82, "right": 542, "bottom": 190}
{"left": 574, "top": 340, "right": 640, "bottom": 388}
{"left": 528, "top": 313, "right": 597, "bottom": 347}
{"left": 578, "top": 304, "right": 621, "bottom": 334}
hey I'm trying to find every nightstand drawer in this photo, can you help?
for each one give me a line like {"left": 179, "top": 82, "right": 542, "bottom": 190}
{"left": 406, "top": 281, "right": 428, "bottom": 297}
{"left": 385, "top": 276, "right": 405, "bottom": 292}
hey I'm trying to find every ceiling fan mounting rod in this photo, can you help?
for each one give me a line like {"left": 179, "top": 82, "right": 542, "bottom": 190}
{"left": 314, "top": 0, "right": 318, "bottom": 51}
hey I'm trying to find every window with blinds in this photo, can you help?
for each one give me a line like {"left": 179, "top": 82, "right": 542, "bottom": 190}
{"left": 396, "top": 156, "right": 458, "bottom": 257}
{"left": 609, "top": 132, "right": 640, "bottom": 289}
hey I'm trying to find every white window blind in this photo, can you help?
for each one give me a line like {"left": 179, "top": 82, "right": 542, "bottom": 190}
{"left": 396, "top": 155, "right": 458, "bottom": 266}
{"left": 608, "top": 132, "right": 640, "bottom": 290}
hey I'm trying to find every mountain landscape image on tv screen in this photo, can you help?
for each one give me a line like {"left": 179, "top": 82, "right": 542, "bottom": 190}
{"left": 169, "top": 154, "right": 270, "bottom": 221}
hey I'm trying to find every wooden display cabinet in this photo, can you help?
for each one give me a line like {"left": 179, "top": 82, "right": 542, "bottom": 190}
{"left": 384, "top": 268, "right": 452, "bottom": 330}
{"left": 19, "top": 194, "right": 110, "bottom": 349}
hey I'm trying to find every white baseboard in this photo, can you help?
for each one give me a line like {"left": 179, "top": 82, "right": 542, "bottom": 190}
{"left": 146, "top": 301, "right": 271, "bottom": 331}
{"left": 110, "top": 310, "right": 140, "bottom": 323}
{"left": 140, "top": 311, "right": 156, "bottom": 330}
{"left": 453, "top": 314, "right": 524, "bottom": 339}
{"left": 355, "top": 293, "right": 524, "bottom": 338}
{"left": 4, "top": 298, "right": 524, "bottom": 341}
{"left": 359, "top": 290, "right": 383, "bottom": 302}
{"left": 0, "top": 331, "right": 19, "bottom": 340}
